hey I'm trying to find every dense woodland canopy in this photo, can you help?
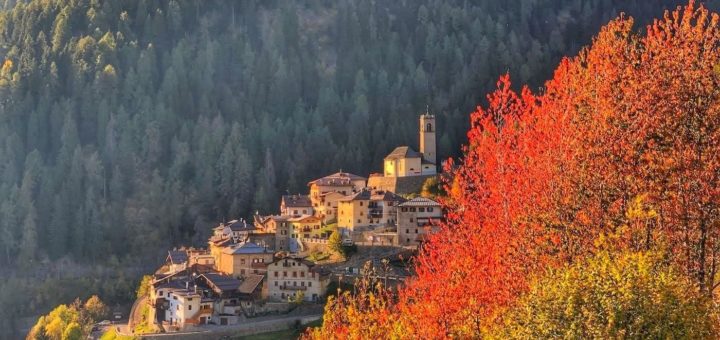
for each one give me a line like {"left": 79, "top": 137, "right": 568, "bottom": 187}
{"left": 0, "top": 0, "right": 715, "bottom": 333}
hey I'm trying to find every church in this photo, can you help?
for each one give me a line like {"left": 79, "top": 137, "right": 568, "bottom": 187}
{"left": 368, "top": 112, "right": 438, "bottom": 194}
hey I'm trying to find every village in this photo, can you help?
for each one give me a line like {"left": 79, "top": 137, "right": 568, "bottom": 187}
{"left": 132, "top": 113, "right": 445, "bottom": 334}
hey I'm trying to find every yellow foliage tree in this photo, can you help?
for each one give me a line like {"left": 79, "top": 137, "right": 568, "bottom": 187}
{"left": 490, "top": 251, "right": 718, "bottom": 339}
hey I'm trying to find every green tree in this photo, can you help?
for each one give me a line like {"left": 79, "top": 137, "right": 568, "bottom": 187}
{"left": 18, "top": 204, "right": 38, "bottom": 269}
{"left": 61, "top": 322, "right": 82, "bottom": 340}
{"left": 490, "top": 251, "right": 718, "bottom": 339}
{"left": 135, "top": 275, "right": 153, "bottom": 299}
{"left": 328, "top": 231, "right": 343, "bottom": 256}
{"left": 83, "top": 295, "right": 108, "bottom": 324}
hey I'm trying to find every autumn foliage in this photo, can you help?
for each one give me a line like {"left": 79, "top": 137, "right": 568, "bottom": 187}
{"left": 306, "top": 1, "right": 720, "bottom": 338}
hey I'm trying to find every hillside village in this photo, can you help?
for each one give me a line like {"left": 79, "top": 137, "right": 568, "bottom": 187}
{"left": 140, "top": 113, "right": 445, "bottom": 332}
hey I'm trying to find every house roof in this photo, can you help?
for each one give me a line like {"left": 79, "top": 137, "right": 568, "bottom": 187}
{"left": 308, "top": 172, "right": 366, "bottom": 187}
{"left": 222, "top": 242, "right": 269, "bottom": 255}
{"left": 339, "top": 190, "right": 371, "bottom": 202}
{"left": 225, "top": 220, "right": 256, "bottom": 232}
{"left": 167, "top": 250, "right": 188, "bottom": 265}
{"left": 399, "top": 197, "right": 441, "bottom": 207}
{"left": 370, "top": 190, "right": 407, "bottom": 203}
{"left": 287, "top": 214, "right": 320, "bottom": 223}
{"left": 270, "top": 256, "right": 316, "bottom": 269}
{"left": 200, "top": 273, "right": 242, "bottom": 293}
{"left": 339, "top": 189, "right": 406, "bottom": 203}
{"left": 238, "top": 274, "right": 264, "bottom": 294}
{"left": 210, "top": 236, "right": 236, "bottom": 247}
{"left": 384, "top": 146, "right": 422, "bottom": 161}
{"left": 282, "top": 195, "right": 312, "bottom": 207}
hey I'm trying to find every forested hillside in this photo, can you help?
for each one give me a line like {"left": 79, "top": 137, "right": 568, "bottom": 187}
{"left": 1, "top": 0, "right": 714, "bottom": 332}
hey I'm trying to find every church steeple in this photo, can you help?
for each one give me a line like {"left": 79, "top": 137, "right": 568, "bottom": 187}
{"left": 419, "top": 110, "right": 436, "bottom": 165}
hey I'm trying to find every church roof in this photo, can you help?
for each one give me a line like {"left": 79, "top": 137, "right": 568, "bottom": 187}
{"left": 384, "top": 146, "right": 422, "bottom": 161}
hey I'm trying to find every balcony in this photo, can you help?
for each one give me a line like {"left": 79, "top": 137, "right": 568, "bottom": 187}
{"left": 369, "top": 209, "right": 383, "bottom": 218}
{"left": 280, "top": 284, "right": 308, "bottom": 291}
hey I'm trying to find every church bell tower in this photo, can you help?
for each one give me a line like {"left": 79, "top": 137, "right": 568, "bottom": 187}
{"left": 419, "top": 111, "right": 436, "bottom": 165}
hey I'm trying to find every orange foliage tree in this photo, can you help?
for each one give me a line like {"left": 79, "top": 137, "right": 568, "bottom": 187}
{"left": 306, "top": 1, "right": 720, "bottom": 338}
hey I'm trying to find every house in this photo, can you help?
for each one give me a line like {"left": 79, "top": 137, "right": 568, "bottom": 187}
{"left": 195, "top": 273, "right": 246, "bottom": 325}
{"left": 150, "top": 273, "right": 212, "bottom": 330}
{"left": 217, "top": 242, "right": 274, "bottom": 278}
{"left": 166, "top": 250, "right": 188, "bottom": 273}
{"left": 281, "top": 194, "right": 313, "bottom": 216}
{"left": 308, "top": 172, "right": 367, "bottom": 222}
{"left": 266, "top": 257, "right": 331, "bottom": 302}
{"left": 223, "top": 219, "right": 256, "bottom": 242}
{"left": 368, "top": 113, "right": 438, "bottom": 193}
{"left": 187, "top": 248, "right": 215, "bottom": 268}
{"left": 396, "top": 197, "right": 443, "bottom": 246}
{"left": 256, "top": 215, "right": 294, "bottom": 252}
{"left": 337, "top": 189, "right": 406, "bottom": 236}
{"left": 164, "top": 287, "right": 204, "bottom": 328}
{"left": 288, "top": 215, "right": 325, "bottom": 240}
{"left": 312, "top": 191, "right": 346, "bottom": 223}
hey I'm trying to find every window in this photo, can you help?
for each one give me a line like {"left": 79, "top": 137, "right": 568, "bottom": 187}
{"left": 189, "top": 305, "right": 192, "bottom": 311}
{"left": 360, "top": 202, "right": 363, "bottom": 206}
{"left": 406, "top": 229, "right": 409, "bottom": 233}
{"left": 311, "top": 272, "right": 316, "bottom": 278}
{"left": 360, "top": 212, "right": 363, "bottom": 216}
{"left": 274, "top": 271, "right": 278, "bottom": 277}
{"left": 415, "top": 229, "right": 418, "bottom": 234}
{"left": 357, "top": 219, "right": 361, "bottom": 223}
{"left": 419, "top": 208, "right": 425, "bottom": 212}
{"left": 301, "top": 271, "right": 305, "bottom": 277}
{"left": 275, "top": 281, "right": 278, "bottom": 286}
{"left": 407, "top": 238, "right": 410, "bottom": 243}
{"left": 293, "top": 210, "right": 298, "bottom": 214}
{"left": 309, "top": 282, "right": 312, "bottom": 287}
{"left": 293, "top": 271, "right": 297, "bottom": 277}
{"left": 177, "top": 305, "right": 179, "bottom": 311}
{"left": 301, "top": 281, "right": 305, "bottom": 287}
{"left": 401, "top": 207, "right": 407, "bottom": 212}
{"left": 428, "top": 207, "right": 434, "bottom": 212}
{"left": 410, "top": 208, "right": 416, "bottom": 212}
{"left": 283, "top": 271, "right": 287, "bottom": 277}
{"left": 293, "top": 281, "right": 297, "bottom": 286}
{"left": 410, "top": 218, "right": 414, "bottom": 223}
{"left": 240, "top": 259, "right": 246, "bottom": 265}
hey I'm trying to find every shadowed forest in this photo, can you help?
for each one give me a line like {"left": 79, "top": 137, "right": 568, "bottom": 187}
{"left": 1, "top": 0, "right": 716, "bottom": 337}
